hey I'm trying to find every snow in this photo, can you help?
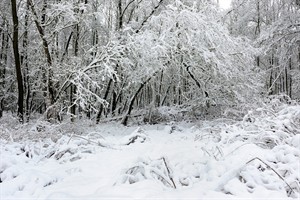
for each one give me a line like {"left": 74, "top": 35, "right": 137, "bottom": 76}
{"left": 1, "top": 104, "right": 300, "bottom": 199}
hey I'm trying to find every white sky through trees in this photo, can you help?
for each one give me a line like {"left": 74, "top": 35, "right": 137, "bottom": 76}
{"left": 219, "top": 0, "right": 232, "bottom": 9}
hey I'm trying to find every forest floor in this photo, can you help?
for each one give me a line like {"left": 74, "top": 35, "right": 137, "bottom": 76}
{"left": 0, "top": 101, "right": 300, "bottom": 200}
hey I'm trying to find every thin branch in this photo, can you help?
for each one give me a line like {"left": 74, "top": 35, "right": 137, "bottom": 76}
{"left": 68, "top": 134, "right": 108, "bottom": 148}
{"left": 162, "top": 157, "right": 176, "bottom": 189}
{"left": 53, "top": 72, "right": 75, "bottom": 102}
{"left": 246, "top": 157, "right": 296, "bottom": 196}
{"left": 136, "top": 0, "right": 165, "bottom": 33}
{"left": 121, "top": 0, "right": 136, "bottom": 20}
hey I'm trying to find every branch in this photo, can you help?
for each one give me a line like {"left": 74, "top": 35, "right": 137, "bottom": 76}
{"left": 162, "top": 157, "right": 176, "bottom": 189}
{"left": 127, "top": 0, "right": 144, "bottom": 24}
{"left": 121, "top": 0, "right": 136, "bottom": 20}
{"left": 67, "top": 133, "right": 112, "bottom": 148}
{"left": 135, "top": 0, "right": 165, "bottom": 33}
{"left": 121, "top": 71, "right": 159, "bottom": 125}
{"left": 53, "top": 72, "right": 75, "bottom": 102}
{"left": 184, "top": 63, "right": 207, "bottom": 98}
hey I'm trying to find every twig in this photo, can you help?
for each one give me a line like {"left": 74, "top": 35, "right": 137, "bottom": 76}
{"left": 73, "top": 135, "right": 99, "bottom": 145}
{"left": 246, "top": 157, "right": 296, "bottom": 196}
{"left": 201, "top": 147, "right": 212, "bottom": 158}
{"left": 67, "top": 133, "right": 74, "bottom": 144}
{"left": 68, "top": 134, "right": 107, "bottom": 148}
{"left": 86, "top": 132, "right": 106, "bottom": 140}
{"left": 162, "top": 157, "right": 177, "bottom": 189}
{"left": 216, "top": 146, "right": 224, "bottom": 158}
{"left": 150, "top": 169, "right": 174, "bottom": 188}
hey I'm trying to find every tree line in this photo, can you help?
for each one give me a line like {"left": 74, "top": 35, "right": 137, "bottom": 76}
{"left": 0, "top": 0, "right": 299, "bottom": 124}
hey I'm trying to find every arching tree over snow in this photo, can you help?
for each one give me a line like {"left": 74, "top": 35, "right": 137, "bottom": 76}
{"left": 69, "top": 0, "right": 262, "bottom": 124}
{"left": 0, "top": 0, "right": 263, "bottom": 123}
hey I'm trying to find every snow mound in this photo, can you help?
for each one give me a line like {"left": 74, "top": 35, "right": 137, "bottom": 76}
{"left": 118, "top": 127, "right": 149, "bottom": 145}
{"left": 116, "top": 157, "right": 176, "bottom": 188}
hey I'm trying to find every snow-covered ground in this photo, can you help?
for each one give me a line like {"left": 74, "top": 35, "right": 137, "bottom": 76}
{"left": 1, "top": 101, "right": 300, "bottom": 199}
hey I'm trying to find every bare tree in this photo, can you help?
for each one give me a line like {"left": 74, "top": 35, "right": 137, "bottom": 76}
{"left": 11, "top": 0, "right": 24, "bottom": 121}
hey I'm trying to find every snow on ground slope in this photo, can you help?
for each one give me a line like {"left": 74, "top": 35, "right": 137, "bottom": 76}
{"left": 1, "top": 102, "right": 300, "bottom": 199}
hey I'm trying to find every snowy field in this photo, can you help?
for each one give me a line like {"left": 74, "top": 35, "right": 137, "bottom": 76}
{"left": 1, "top": 101, "right": 300, "bottom": 200}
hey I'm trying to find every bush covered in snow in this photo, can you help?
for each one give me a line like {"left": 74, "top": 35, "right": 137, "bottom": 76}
{"left": 0, "top": 99, "right": 299, "bottom": 199}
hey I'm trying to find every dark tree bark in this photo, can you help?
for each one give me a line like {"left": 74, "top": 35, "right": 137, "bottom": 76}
{"left": 117, "top": 0, "right": 123, "bottom": 30}
{"left": 11, "top": 0, "right": 24, "bottom": 122}
{"left": 69, "top": 0, "right": 88, "bottom": 121}
{"left": 288, "top": 58, "right": 292, "bottom": 98}
{"left": 0, "top": 21, "right": 8, "bottom": 118}
{"left": 23, "top": 1, "right": 30, "bottom": 122}
{"left": 121, "top": 73, "right": 157, "bottom": 126}
{"left": 96, "top": 79, "right": 112, "bottom": 124}
{"left": 70, "top": 24, "right": 80, "bottom": 122}
{"left": 60, "top": 32, "right": 73, "bottom": 62}
{"left": 157, "top": 71, "right": 164, "bottom": 106}
{"left": 136, "top": 0, "right": 164, "bottom": 33}
{"left": 111, "top": 89, "right": 118, "bottom": 116}
{"left": 70, "top": 85, "right": 76, "bottom": 122}
{"left": 185, "top": 64, "right": 210, "bottom": 108}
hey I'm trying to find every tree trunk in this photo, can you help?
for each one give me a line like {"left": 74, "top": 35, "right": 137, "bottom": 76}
{"left": 70, "top": 24, "right": 80, "bottom": 121}
{"left": 185, "top": 64, "right": 210, "bottom": 108}
{"left": 111, "top": 89, "right": 117, "bottom": 116}
{"left": 157, "top": 70, "right": 163, "bottom": 106}
{"left": 0, "top": 22, "right": 8, "bottom": 118}
{"left": 23, "top": 1, "right": 30, "bottom": 122}
{"left": 121, "top": 75, "right": 155, "bottom": 126}
{"left": 70, "top": 85, "right": 76, "bottom": 122}
{"left": 96, "top": 79, "right": 112, "bottom": 123}
{"left": 117, "top": 0, "right": 123, "bottom": 30}
{"left": 288, "top": 58, "right": 292, "bottom": 98}
{"left": 27, "top": 0, "right": 54, "bottom": 108}
{"left": 61, "top": 32, "right": 73, "bottom": 62}
{"left": 11, "top": 0, "right": 24, "bottom": 122}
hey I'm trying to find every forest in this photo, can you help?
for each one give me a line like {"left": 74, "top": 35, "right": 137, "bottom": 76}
{"left": 0, "top": 0, "right": 299, "bottom": 123}
{"left": 0, "top": 0, "right": 300, "bottom": 199}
